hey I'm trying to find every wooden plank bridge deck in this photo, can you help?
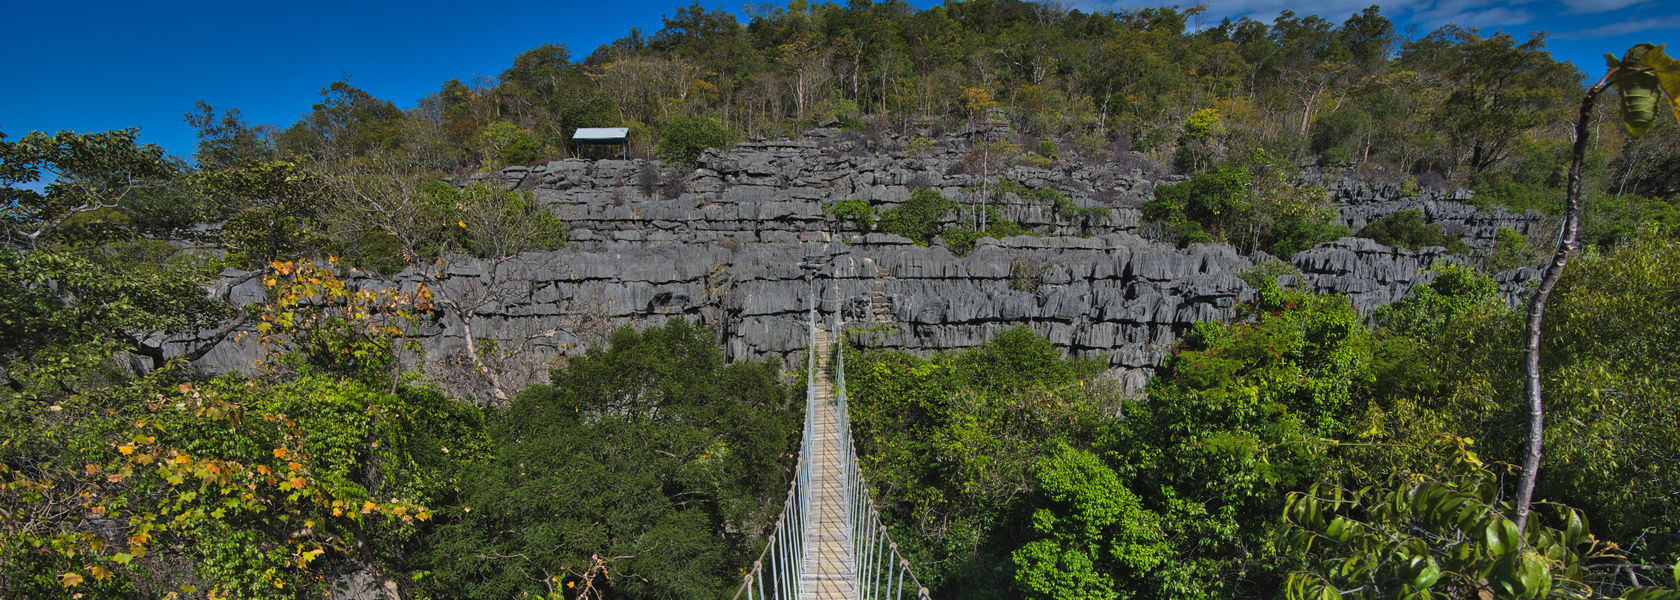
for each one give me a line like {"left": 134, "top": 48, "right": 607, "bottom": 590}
{"left": 801, "top": 326, "right": 857, "bottom": 599}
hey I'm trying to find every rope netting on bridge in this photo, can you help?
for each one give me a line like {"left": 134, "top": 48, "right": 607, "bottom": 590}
{"left": 731, "top": 280, "right": 928, "bottom": 600}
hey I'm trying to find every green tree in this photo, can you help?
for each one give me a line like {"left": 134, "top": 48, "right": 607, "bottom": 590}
{"left": 475, "top": 121, "right": 543, "bottom": 168}
{"left": 1309, "top": 105, "right": 1372, "bottom": 164}
{"left": 423, "top": 319, "right": 796, "bottom": 599}
{"left": 1246, "top": 149, "right": 1350, "bottom": 256}
{"left": 500, "top": 43, "right": 575, "bottom": 101}
{"left": 1338, "top": 5, "right": 1396, "bottom": 71}
{"left": 655, "top": 115, "right": 733, "bottom": 164}
{"left": 1356, "top": 210, "right": 1472, "bottom": 253}
{"left": 846, "top": 327, "right": 1110, "bottom": 598}
{"left": 0, "top": 129, "right": 233, "bottom": 391}
{"left": 0, "top": 250, "right": 231, "bottom": 394}
{"left": 1486, "top": 227, "right": 1536, "bottom": 271}
{"left": 1143, "top": 162, "right": 1253, "bottom": 247}
{"left": 1, "top": 129, "right": 177, "bottom": 249}
{"left": 878, "top": 188, "right": 957, "bottom": 245}
{"left": 183, "top": 101, "right": 276, "bottom": 169}
{"left": 824, "top": 198, "right": 876, "bottom": 232}
{"left": 1012, "top": 444, "right": 1169, "bottom": 600}
{"left": 1373, "top": 264, "right": 1504, "bottom": 339}
{"left": 193, "top": 160, "right": 320, "bottom": 268}
{"left": 1072, "top": 281, "right": 1389, "bottom": 599}
{"left": 1401, "top": 27, "right": 1579, "bottom": 172}
{"left": 1176, "top": 107, "right": 1226, "bottom": 172}
{"left": 276, "top": 81, "right": 408, "bottom": 159}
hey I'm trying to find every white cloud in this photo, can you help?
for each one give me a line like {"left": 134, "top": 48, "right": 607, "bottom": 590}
{"left": 1410, "top": 4, "right": 1535, "bottom": 28}
{"left": 1397, "top": 0, "right": 1538, "bottom": 27}
{"left": 1558, "top": 0, "right": 1647, "bottom": 14}
{"left": 1557, "top": 14, "right": 1680, "bottom": 38}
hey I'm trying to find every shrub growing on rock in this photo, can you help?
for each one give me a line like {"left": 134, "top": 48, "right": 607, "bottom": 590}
{"left": 656, "top": 116, "right": 734, "bottom": 165}
{"left": 1357, "top": 209, "right": 1473, "bottom": 253}
{"left": 879, "top": 189, "right": 957, "bottom": 245}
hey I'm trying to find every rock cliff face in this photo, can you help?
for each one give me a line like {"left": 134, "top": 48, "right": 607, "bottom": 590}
{"left": 186, "top": 129, "right": 1541, "bottom": 399}
{"left": 1318, "top": 177, "right": 1550, "bottom": 253}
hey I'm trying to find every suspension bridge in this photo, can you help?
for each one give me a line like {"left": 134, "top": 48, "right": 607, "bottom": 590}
{"left": 731, "top": 276, "right": 930, "bottom": 600}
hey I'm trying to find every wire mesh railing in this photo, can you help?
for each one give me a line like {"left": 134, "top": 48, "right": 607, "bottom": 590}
{"left": 831, "top": 295, "right": 930, "bottom": 600}
{"left": 730, "top": 306, "right": 818, "bottom": 600}
{"left": 731, "top": 272, "right": 927, "bottom": 599}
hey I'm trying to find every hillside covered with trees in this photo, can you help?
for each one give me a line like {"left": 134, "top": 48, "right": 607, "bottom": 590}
{"left": 160, "top": 0, "right": 1680, "bottom": 269}
{"left": 3, "top": 0, "right": 1680, "bottom": 598}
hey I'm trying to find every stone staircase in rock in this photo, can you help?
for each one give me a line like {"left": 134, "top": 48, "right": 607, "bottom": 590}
{"left": 868, "top": 290, "right": 891, "bottom": 323}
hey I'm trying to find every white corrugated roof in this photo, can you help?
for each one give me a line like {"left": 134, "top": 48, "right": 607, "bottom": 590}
{"left": 573, "top": 127, "right": 629, "bottom": 140}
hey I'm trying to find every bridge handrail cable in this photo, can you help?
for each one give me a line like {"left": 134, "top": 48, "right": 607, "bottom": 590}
{"left": 829, "top": 289, "right": 929, "bottom": 600}
{"left": 731, "top": 262, "right": 928, "bottom": 599}
{"left": 730, "top": 304, "right": 818, "bottom": 600}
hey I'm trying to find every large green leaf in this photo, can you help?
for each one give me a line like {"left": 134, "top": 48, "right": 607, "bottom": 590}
{"left": 1484, "top": 518, "right": 1521, "bottom": 558}
{"left": 1613, "top": 44, "right": 1664, "bottom": 137}
{"left": 1401, "top": 554, "right": 1443, "bottom": 589}
{"left": 1637, "top": 44, "right": 1680, "bottom": 126}
{"left": 1326, "top": 516, "right": 1354, "bottom": 543}
{"left": 1564, "top": 508, "right": 1586, "bottom": 546}
{"left": 1487, "top": 550, "right": 1551, "bottom": 600}
{"left": 1517, "top": 551, "right": 1551, "bottom": 600}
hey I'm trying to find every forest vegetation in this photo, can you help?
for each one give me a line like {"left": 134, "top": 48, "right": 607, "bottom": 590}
{"left": 3, "top": 0, "right": 1680, "bottom": 598}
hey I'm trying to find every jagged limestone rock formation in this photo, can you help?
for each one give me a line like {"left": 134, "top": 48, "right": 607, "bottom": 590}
{"left": 180, "top": 130, "right": 1543, "bottom": 400}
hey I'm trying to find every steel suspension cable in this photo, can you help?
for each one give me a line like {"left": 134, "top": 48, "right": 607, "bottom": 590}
{"left": 732, "top": 270, "right": 929, "bottom": 599}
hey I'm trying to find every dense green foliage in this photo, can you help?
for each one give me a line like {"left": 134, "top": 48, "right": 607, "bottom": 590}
{"left": 849, "top": 235, "right": 1680, "bottom": 599}
{"left": 1357, "top": 209, "right": 1474, "bottom": 253}
{"left": 1143, "top": 160, "right": 1349, "bottom": 255}
{"left": 655, "top": 116, "right": 735, "bottom": 164}
{"left": 1144, "top": 163, "right": 1256, "bottom": 245}
{"left": 878, "top": 188, "right": 957, "bottom": 245}
{"left": 844, "top": 327, "right": 1111, "bottom": 598}
{"left": 1, "top": 369, "right": 483, "bottom": 599}
{"left": 1486, "top": 226, "right": 1537, "bottom": 271}
{"left": 5, "top": 4, "right": 1680, "bottom": 598}
{"left": 824, "top": 197, "right": 875, "bottom": 232}
{"left": 422, "top": 319, "right": 796, "bottom": 599}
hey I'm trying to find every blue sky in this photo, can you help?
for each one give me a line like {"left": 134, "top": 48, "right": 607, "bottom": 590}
{"left": 1145, "top": 0, "right": 1680, "bottom": 77}
{"left": 3, "top": 0, "right": 1676, "bottom": 162}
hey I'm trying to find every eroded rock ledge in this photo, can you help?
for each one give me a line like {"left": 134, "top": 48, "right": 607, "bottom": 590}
{"left": 182, "top": 130, "right": 1542, "bottom": 398}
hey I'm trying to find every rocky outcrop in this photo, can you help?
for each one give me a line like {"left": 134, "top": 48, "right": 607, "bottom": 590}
{"left": 526, "top": 130, "right": 1148, "bottom": 249}
{"left": 180, "top": 130, "right": 1540, "bottom": 398}
{"left": 1316, "top": 177, "right": 1551, "bottom": 253}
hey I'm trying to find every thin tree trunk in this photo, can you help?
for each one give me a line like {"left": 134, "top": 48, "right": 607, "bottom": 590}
{"left": 457, "top": 311, "right": 511, "bottom": 405}
{"left": 1098, "top": 93, "right": 1110, "bottom": 138}
{"left": 1514, "top": 76, "right": 1609, "bottom": 534}
{"left": 1298, "top": 88, "right": 1318, "bottom": 136}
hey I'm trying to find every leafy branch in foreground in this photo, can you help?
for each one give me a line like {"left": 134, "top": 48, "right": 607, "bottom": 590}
{"left": 1514, "top": 42, "right": 1680, "bottom": 534}
{"left": 1282, "top": 440, "right": 1680, "bottom": 600}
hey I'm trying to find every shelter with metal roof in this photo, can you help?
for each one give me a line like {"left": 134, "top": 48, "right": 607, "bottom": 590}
{"left": 573, "top": 127, "right": 629, "bottom": 159}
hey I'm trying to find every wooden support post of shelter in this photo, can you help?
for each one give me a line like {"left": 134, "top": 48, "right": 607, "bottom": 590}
{"left": 573, "top": 127, "right": 629, "bottom": 160}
